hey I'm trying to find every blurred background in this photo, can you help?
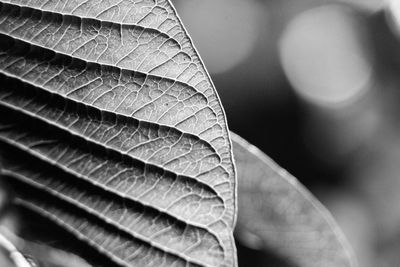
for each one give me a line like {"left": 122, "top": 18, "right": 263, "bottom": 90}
{"left": 170, "top": 0, "right": 400, "bottom": 266}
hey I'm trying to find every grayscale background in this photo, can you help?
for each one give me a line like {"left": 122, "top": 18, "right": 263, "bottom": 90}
{"left": 172, "top": 1, "right": 400, "bottom": 266}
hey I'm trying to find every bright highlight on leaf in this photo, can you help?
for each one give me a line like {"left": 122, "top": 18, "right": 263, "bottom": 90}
{"left": 232, "top": 133, "right": 357, "bottom": 267}
{"left": 0, "top": 1, "right": 237, "bottom": 266}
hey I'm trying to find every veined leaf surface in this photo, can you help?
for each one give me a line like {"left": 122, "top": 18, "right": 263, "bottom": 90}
{"left": 0, "top": 1, "right": 237, "bottom": 266}
{"left": 232, "top": 133, "right": 357, "bottom": 267}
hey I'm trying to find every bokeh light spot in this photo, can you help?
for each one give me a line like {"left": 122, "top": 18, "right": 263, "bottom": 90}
{"left": 279, "top": 5, "right": 372, "bottom": 107}
{"left": 386, "top": 0, "right": 400, "bottom": 37}
{"left": 177, "top": 0, "right": 261, "bottom": 74}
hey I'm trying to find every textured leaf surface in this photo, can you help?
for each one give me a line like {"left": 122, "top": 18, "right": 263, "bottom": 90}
{"left": 0, "top": 1, "right": 237, "bottom": 266}
{"left": 232, "top": 133, "right": 357, "bottom": 267}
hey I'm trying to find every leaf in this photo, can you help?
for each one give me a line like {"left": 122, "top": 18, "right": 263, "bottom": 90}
{"left": 0, "top": 229, "right": 32, "bottom": 267}
{"left": 0, "top": 1, "right": 237, "bottom": 266}
{"left": 0, "top": 226, "right": 91, "bottom": 267}
{"left": 232, "top": 133, "right": 357, "bottom": 267}
{"left": 1, "top": 204, "right": 122, "bottom": 267}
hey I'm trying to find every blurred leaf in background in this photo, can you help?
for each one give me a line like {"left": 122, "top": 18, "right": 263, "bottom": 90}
{"left": 233, "top": 133, "right": 356, "bottom": 267}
